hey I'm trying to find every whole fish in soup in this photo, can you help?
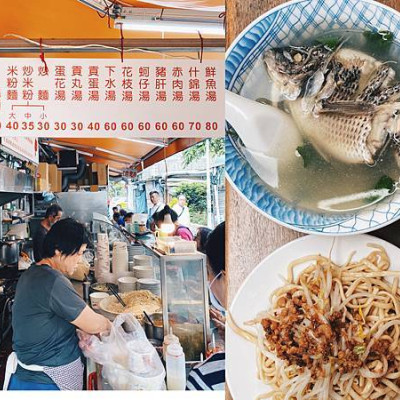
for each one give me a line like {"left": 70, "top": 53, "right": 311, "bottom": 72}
{"left": 264, "top": 44, "right": 400, "bottom": 166}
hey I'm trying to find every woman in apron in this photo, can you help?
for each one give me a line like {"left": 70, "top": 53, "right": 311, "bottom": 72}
{"left": 4, "top": 218, "right": 111, "bottom": 390}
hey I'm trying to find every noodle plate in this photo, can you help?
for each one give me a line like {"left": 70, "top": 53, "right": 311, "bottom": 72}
{"left": 229, "top": 245, "right": 400, "bottom": 400}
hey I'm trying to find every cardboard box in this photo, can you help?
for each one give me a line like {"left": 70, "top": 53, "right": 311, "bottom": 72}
{"left": 58, "top": 170, "right": 62, "bottom": 192}
{"left": 48, "top": 164, "right": 62, "bottom": 193}
{"left": 36, "top": 178, "right": 50, "bottom": 192}
{"left": 36, "top": 163, "right": 50, "bottom": 192}
{"left": 97, "top": 163, "right": 108, "bottom": 186}
{"left": 37, "top": 163, "right": 49, "bottom": 181}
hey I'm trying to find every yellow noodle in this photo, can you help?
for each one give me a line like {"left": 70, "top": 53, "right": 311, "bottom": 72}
{"left": 230, "top": 246, "right": 400, "bottom": 400}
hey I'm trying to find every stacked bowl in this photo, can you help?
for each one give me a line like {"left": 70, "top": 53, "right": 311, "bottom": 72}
{"left": 95, "top": 233, "right": 111, "bottom": 283}
{"left": 137, "top": 278, "right": 161, "bottom": 297}
{"left": 112, "top": 241, "right": 129, "bottom": 280}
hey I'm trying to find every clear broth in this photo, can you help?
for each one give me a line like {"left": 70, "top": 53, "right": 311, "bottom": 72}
{"left": 239, "top": 30, "right": 400, "bottom": 213}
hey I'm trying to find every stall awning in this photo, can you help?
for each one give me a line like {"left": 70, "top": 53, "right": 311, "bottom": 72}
{"left": 40, "top": 137, "right": 202, "bottom": 176}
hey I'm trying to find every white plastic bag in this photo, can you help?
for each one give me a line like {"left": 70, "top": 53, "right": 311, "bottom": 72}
{"left": 78, "top": 313, "right": 165, "bottom": 390}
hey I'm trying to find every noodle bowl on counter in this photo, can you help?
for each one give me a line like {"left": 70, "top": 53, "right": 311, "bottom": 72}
{"left": 229, "top": 245, "right": 400, "bottom": 400}
{"left": 99, "top": 290, "right": 162, "bottom": 322}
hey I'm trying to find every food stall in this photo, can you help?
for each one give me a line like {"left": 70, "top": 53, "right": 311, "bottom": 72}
{"left": 0, "top": 139, "right": 37, "bottom": 353}
{"left": 0, "top": 137, "right": 218, "bottom": 390}
{"left": 84, "top": 214, "right": 211, "bottom": 390}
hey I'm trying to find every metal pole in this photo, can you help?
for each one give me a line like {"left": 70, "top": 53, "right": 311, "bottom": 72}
{"left": 205, "top": 139, "right": 212, "bottom": 228}
{"left": 0, "top": 205, "right": 3, "bottom": 239}
{"left": 127, "top": 182, "right": 134, "bottom": 211}
{"left": 213, "top": 167, "right": 221, "bottom": 224}
{"left": 0, "top": 38, "right": 225, "bottom": 53}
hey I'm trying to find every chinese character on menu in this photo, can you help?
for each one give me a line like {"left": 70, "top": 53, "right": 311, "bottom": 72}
{"left": 7, "top": 66, "right": 18, "bottom": 76}
{"left": 38, "top": 90, "right": 49, "bottom": 101}
{"left": 173, "top": 91, "right": 184, "bottom": 102}
{"left": 105, "top": 90, "right": 116, "bottom": 101}
{"left": 23, "top": 90, "right": 34, "bottom": 101}
{"left": 55, "top": 90, "right": 66, "bottom": 101}
{"left": 139, "top": 91, "right": 150, "bottom": 102}
{"left": 122, "top": 91, "right": 133, "bottom": 102}
{"left": 156, "top": 91, "right": 167, "bottom": 102}
{"left": 88, "top": 90, "right": 99, "bottom": 101}
{"left": 122, "top": 66, "right": 133, "bottom": 78}
{"left": 23, "top": 66, "right": 34, "bottom": 76}
{"left": 72, "top": 90, "right": 83, "bottom": 101}
{"left": 139, "top": 67, "right": 150, "bottom": 77}
{"left": 72, "top": 66, "right": 83, "bottom": 76}
{"left": 7, "top": 91, "right": 18, "bottom": 101}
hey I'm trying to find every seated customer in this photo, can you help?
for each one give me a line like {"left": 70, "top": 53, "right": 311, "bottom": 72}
{"left": 118, "top": 209, "right": 127, "bottom": 226}
{"left": 112, "top": 212, "right": 120, "bottom": 225}
{"left": 153, "top": 206, "right": 193, "bottom": 241}
{"left": 195, "top": 227, "right": 212, "bottom": 254}
{"left": 186, "top": 222, "right": 225, "bottom": 391}
{"left": 124, "top": 212, "right": 133, "bottom": 225}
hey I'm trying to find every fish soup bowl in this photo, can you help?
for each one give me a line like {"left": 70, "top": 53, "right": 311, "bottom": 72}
{"left": 226, "top": 0, "right": 400, "bottom": 235}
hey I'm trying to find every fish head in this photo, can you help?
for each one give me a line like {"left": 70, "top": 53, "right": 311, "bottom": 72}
{"left": 264, "top": 45, "right": 332, "bottom": 101}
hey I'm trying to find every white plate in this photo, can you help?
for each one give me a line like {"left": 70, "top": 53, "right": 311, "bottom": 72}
{"left": 227, "top": 235, "right": 400, "bottom": 400}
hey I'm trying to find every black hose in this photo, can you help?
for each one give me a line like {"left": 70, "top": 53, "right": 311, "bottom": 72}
{"left": 62, "top": 156, "right": 86, "bottom": 192}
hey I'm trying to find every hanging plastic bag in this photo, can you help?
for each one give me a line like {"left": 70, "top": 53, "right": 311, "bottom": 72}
{"left": 78, "top": 313, "right": 166, "bottom": 390}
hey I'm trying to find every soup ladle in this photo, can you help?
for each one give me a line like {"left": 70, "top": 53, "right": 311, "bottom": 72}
{"left": 225, "top": 90, "right": 303, "bottom": 188}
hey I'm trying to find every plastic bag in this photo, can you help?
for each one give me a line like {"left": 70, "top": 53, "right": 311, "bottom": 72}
{"left": 78, "top": 313, "right": 165, "bottom": 390}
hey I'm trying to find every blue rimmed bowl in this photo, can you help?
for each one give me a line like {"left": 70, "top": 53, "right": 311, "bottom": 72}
{"left": 225, "top": 0, "right": 400, "bottom": 235}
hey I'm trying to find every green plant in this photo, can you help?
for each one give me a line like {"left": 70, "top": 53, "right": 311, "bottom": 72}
{"left": 108, "top": 180, "right": 127, "bottom": 202}
{"left": 190, "top": 210, "right": 207, "bottom": 225}
{"left": 182, "top": 138, "right": 224, "bottom": 167}
{"left": 173, "top": 182, "right": 207, "bottom": 213}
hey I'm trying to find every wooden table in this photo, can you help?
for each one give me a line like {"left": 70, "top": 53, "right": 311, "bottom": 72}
{"left": 226, "top": 0, "right": 400, "bottom": 398}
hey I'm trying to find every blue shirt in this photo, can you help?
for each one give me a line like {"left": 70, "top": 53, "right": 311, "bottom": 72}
{"left": 12, "top": 264, "right": 87, "bottom": 384}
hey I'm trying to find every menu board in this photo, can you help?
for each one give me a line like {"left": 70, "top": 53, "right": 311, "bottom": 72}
{"left": 0, "top": 137, "right": 39, "bottom": 163}
{"left": 0, "top": 58, "right": 224, "bottom": 138}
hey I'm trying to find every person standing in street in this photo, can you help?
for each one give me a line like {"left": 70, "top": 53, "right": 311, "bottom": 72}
{"left": 172, "top": 194, "right": 191, "bottom": 227}
{"left": 147, "top": 190, "right": 165, "bottom": 230}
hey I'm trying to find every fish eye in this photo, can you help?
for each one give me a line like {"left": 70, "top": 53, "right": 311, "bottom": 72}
{"left": 283, "top": 50, "right": 293, "bottom": 62}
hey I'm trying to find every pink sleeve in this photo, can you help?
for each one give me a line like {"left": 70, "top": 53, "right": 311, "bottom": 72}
{"left": 177, "top": 227, "right": 193, "bottom": 241}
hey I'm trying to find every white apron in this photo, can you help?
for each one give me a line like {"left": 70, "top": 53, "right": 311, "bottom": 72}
{"left": 3, "top": 352, "right": 84, "bottom": 391}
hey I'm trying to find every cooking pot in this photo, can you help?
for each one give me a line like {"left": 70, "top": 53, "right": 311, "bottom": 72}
{"left": 0, "top": 239, "right": 21, "bottom": 266}
{"left": 6, "top": 223, "right": 29, "bottom": 239}
{"left": 144, "top": 312, "right": 164, "bottom": 341}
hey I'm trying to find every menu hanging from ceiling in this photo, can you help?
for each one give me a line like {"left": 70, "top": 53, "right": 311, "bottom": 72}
{"left": 0, "top": 58, "right": 224, "bottom": 138}
{"left": 0, "top": 137, "right": 39, "bottom": 163}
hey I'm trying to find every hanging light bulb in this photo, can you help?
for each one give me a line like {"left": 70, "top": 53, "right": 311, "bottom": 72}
{"left": 160, "top": 214, "right": 175, "bottom": 234}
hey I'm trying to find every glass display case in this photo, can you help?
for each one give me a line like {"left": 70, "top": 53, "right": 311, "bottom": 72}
{"left": 143, "top": 245, "right": 210, "bottom": 364}
{"left": 89, "top": 218, "right": 210, "bottom": 365}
